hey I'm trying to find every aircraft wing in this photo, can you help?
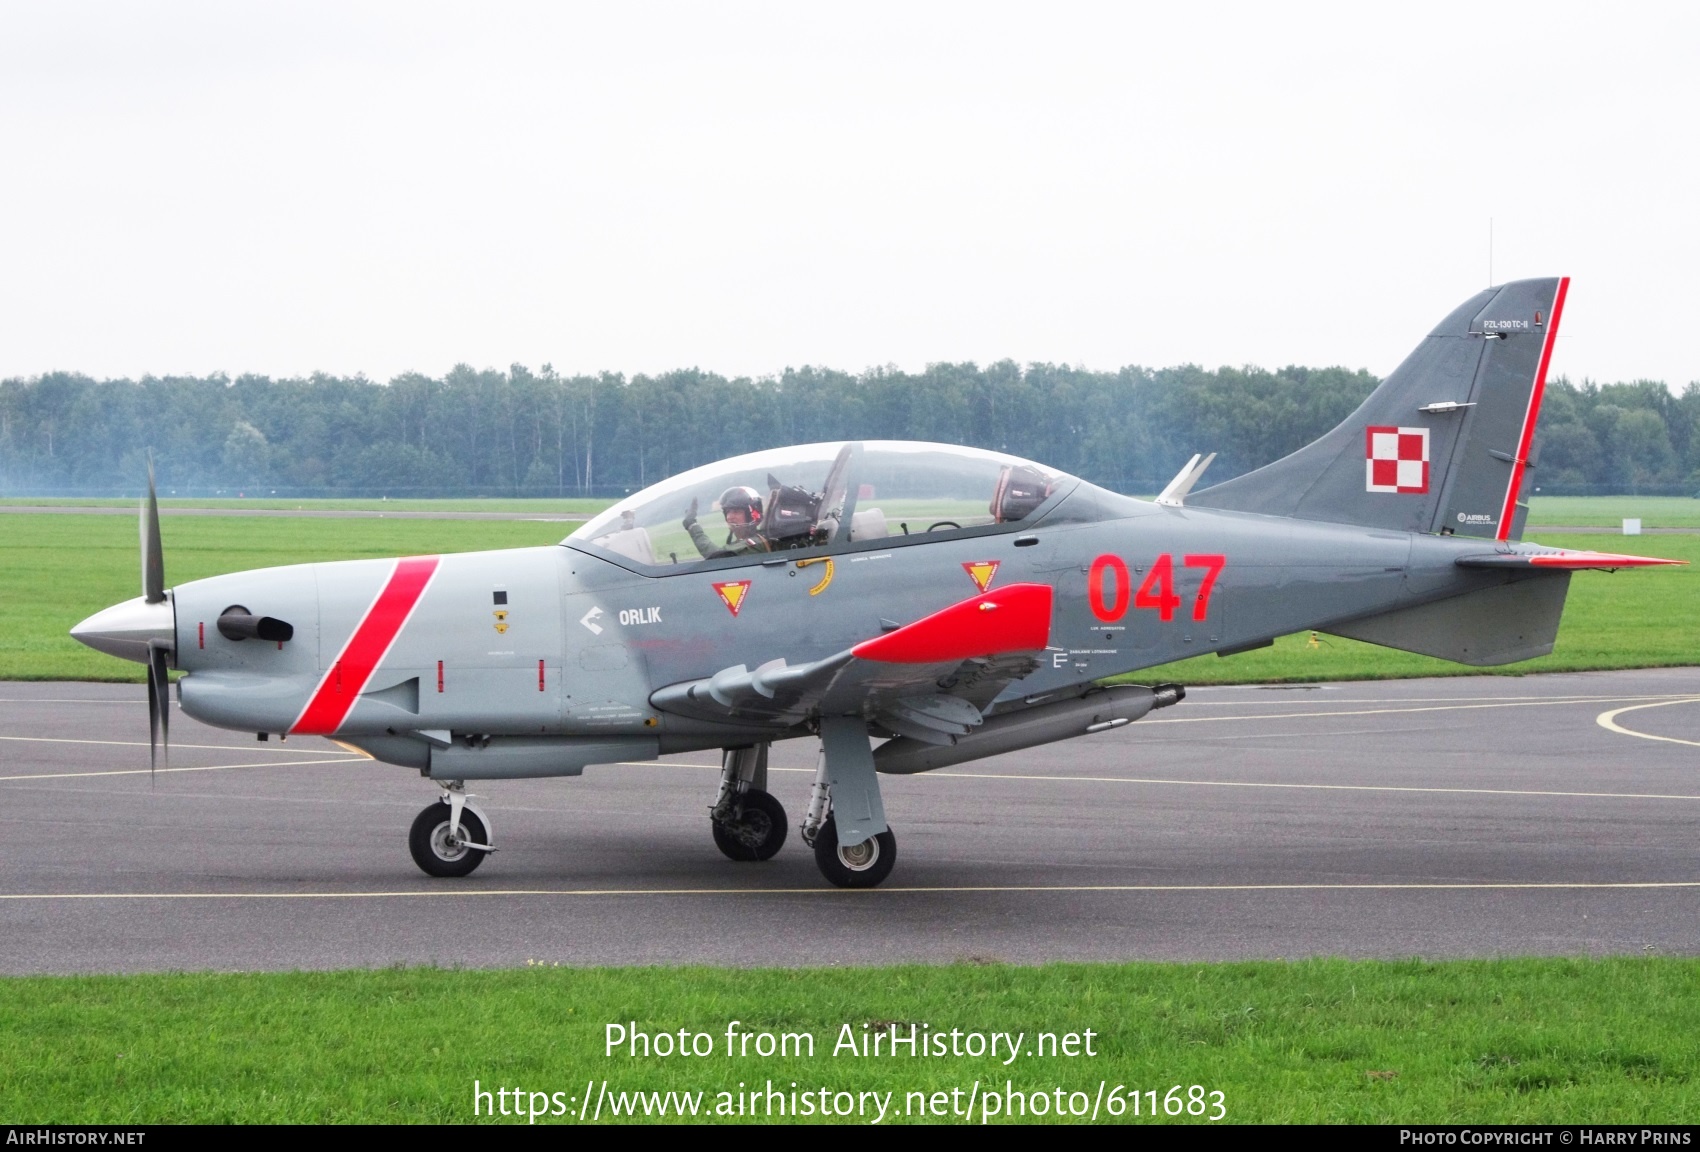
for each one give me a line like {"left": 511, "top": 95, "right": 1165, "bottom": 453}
{"left": 1455, "top": 550, "right": 1684, "bottom": 571}
{"left": 650, "top": 584, "right": 1053, "bottom": 740}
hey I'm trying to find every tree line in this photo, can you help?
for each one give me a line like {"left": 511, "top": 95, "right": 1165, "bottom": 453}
{"left": 2, "top": 363, "right": 1696, "bottom": 497}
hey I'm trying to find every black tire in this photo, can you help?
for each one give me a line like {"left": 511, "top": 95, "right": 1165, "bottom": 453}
{"left": 812, "top": 815, "right": 896, "bottom": 888}
{"left": 711, "top": 789, "right": 788, "bottom": 862}
{"left": 409, "top": 801, "right": 490, "bottom": 878}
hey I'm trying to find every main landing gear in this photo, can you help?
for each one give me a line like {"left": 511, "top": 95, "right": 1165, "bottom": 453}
{"left": 807, "top": 815, "right": 897, "bottom": 889}
{"left": 409, "top": 781, "right": 495, "bottom": 877}
{"left": 709, "top": 745, "right": 788, "bottom": 861}
{"left": 800, "top": 719, "right": 897, "bottom": 888}
{"left": 709, "top": 727, "right": 898, "bottom": 888}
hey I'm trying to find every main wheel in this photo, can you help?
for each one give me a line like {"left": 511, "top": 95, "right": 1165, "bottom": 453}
{"left": 409, "top": 801, "right": 491, "bottom": 878}
{"left": 812, "top": 815, "right": 896, "bottom": 888}
{"left": 711, "top": 789, "right": 788, "bottom": 862}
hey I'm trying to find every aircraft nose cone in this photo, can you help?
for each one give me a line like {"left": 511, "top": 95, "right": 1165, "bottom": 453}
{"left": 70, "top": 595, "right": 175, "bottom": 664}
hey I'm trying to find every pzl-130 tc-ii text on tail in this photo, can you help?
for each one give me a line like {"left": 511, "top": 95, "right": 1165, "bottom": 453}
{"left": 71, "top": 278, "right": 1681, "bottom": 888}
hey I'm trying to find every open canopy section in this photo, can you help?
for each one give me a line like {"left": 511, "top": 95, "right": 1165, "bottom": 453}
{"left": 564, "top": 441, "right": 1075, "bottom": 570}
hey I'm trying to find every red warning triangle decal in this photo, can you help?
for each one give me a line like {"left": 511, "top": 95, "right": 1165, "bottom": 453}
{"left": 962, "top": 560, "right": 1000, "bottom": 594}
{"left": 712, "top": 580, "right": 751, "bottom": 617}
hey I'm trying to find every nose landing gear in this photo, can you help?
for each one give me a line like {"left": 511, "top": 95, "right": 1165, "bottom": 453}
{"left": 409, "top": 782, "right": 494, "bottom": 877}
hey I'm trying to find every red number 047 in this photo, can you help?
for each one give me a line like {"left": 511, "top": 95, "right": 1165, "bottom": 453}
{"left": 1088, "top": 553, "right": 1224, "bottom": 623}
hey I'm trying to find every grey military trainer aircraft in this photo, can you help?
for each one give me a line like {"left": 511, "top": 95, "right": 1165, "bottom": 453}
{"left": 71, "top": 276, "right": 1680, "bottom": 888}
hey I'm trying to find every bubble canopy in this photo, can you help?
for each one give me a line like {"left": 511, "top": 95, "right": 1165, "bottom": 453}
{"left": 564, "top": 441, "right": 1075, "bottom": 570}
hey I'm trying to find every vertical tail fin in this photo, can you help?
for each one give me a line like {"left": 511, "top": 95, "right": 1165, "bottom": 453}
{"left": 1190, "top": 277, "right": 1569, "bottom": 540}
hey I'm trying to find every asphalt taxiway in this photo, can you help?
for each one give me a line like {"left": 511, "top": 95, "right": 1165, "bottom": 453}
{"left": 1, "top": 670, "right": 1697, "bottom": 973}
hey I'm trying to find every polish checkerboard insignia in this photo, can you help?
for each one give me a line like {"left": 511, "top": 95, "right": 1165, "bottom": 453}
{"left": 1365, "top": 426, "right": 1429, "bottom": 493}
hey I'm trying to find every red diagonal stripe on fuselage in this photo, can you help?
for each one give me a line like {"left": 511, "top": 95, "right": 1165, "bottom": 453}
{"left": 291, "top": 556, "right": 440, "bottom": 736}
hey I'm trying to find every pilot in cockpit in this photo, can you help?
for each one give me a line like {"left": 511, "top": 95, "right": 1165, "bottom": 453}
{"left": 683, "top": 485, "right": 772, "bottom": 558}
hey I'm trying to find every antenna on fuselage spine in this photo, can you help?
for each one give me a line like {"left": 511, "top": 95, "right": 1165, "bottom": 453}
{"left": 1155, "top": 453, "right": 1216, "bottom": 507}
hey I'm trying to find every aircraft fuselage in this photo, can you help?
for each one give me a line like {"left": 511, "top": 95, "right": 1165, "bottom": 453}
{"left": 169, "top": 490, "right": 1518, "bottom": 774}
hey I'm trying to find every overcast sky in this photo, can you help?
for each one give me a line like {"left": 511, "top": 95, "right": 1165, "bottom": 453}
{"left": 2, "top": 2, "right": 1696, "bottom": 388}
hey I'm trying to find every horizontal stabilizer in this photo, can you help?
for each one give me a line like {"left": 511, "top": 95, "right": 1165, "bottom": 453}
{"left": 1326, "top": 573, "right": 1570, "bottom": 666}
{"left": 1456, "top": 550, "right": 1684, "bottom": 571}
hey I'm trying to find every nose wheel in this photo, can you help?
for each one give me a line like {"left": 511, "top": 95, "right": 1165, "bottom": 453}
{"left": 409, "top": 790, "right": 493, "bottom": 877}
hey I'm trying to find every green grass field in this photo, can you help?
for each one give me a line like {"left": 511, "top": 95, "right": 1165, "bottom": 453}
{"left": 3, "top": 959, "right": 1696, "bottom": 1124}
{"left": 3, "top": 508, "right": 1692, "bottom": 683}
{"left": 1525, "top": 495, "right": 1700, "bottom": 529}
{"left": 0, "top": 496, "right": 615, "bottom": 513}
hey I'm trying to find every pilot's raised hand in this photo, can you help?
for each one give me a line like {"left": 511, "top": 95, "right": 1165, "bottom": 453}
{"left": 683, "top": 497, "right": 699, "bottom": 528}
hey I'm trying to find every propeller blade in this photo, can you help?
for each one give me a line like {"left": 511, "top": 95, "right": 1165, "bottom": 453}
{"left": 146, "top": 647, "right": 160, "bottom": 786}
{"left": 142, "top": 453, "right": 165, "bottom": 604}
{"left": 146, "top": 641, "right": 170, "bottom": 786}
{"left": 155, "top": 643, "right": 170, "bottom": 769}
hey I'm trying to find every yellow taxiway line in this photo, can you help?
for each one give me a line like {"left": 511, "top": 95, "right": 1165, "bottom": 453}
{"left": 2, "top": 880, "right": 1699, "bottom": 901}
{"left": 1139, "top": 694, "right": 1697, "bottom": 726}
{"left": 921, "top": 771, "right": 1700, "bottom": 802}
{"left": 0, "top": 734, "right": 354, "bottom": 754}
{"left": 0, "top": 756, "right": 370, "bottom": 782}
{"left": 1188, "top": 692, "right": 1695, "bottom": 706}
{"left": 0, "top": 697, "right": 143, "bottom": 705}
{"left": 622, "top": 762, "right": 1700, "bottom": 803}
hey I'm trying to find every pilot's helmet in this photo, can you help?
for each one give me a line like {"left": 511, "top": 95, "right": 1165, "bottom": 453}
{"left": 719, "top": 485, "right": 764, "bottom": 525}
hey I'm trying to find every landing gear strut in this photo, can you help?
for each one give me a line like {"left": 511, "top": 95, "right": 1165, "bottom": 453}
{"left": 802, "top": 717, "right": 897, "bottom": 889}
{"left": 710, "top": 745, "right": 787, "bottom": 861}
{"left": 409, "top": 781, "right": 495, "bottom": 877}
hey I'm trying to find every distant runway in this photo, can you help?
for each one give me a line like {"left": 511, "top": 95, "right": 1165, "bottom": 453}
{"left": 1, "top": 670, "right": 1697, "bottom": 973}
{"left": 0, "top": 505, "right": 590, "bottom": 521}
